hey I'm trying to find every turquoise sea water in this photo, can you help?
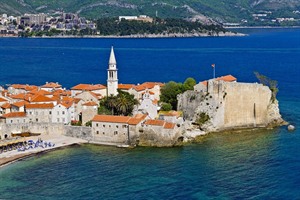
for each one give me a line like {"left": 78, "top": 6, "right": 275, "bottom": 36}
{"left": 0, "top": 29, "right": 300, "bottom": 199}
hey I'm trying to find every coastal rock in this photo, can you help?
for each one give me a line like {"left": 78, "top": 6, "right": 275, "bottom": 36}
{"left": 288, "top": 125, "right": 295, "bottom": 131}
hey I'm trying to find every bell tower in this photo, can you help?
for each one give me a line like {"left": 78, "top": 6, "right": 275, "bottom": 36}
{"left": 107, "top": 46, "right": 118, "bottom": 96}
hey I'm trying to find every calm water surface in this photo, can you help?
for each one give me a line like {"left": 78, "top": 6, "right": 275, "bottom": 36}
{"left": 0, "top": 29, "right": 299, "bottom": 199}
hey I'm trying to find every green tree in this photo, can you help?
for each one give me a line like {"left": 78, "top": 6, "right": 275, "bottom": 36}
{"left": 160, "top": 81, "right": 183, "bottom": 110}
{"left": 161, "top": 103, "right": 172, "bottom": 111}
{"left": 99, "top": 90, "right": 139, "bottom": 116}
{"left": 183, "top": 77, "right": 196, "bottom": 91}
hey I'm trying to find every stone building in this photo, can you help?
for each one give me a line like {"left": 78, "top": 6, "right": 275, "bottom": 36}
{"left": 91, "top": 114, "right": 148, "bottom": 144}
{"left": 178, "top": 78, "right": 283, "bottom": 131}
{"left": 25, "top": 103, "right": 54, "bottom": 123}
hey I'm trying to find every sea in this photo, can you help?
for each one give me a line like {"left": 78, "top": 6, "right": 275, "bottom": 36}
{"left": 0, "top": 28, "right": 299, "bottom": 199}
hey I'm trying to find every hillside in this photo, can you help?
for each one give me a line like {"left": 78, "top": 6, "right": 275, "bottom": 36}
{"left": 1, "top": 0, "right": 300, "bottom": 24}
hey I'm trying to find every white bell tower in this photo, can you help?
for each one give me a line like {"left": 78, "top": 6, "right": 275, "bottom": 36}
{"left": 107, "top": 46, "right": 118, "bottom": 96}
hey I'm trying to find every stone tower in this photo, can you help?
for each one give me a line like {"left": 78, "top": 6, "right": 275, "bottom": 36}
{"left": 107, "top": 46, "right": 118, "bottom": 96}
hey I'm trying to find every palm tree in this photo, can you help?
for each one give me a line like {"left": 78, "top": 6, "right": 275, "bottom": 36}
{"left": 106, "top": 95, "right": 117, "bottom": 115}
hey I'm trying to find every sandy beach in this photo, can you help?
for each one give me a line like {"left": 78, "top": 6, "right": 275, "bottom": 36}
{"left": 0, "top": 134, "right": 87, "bottom": 168}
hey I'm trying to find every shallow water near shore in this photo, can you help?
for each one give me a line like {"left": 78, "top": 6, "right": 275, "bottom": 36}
{"left": 0, "top": 28, "right": 300, "bottom": 199}
{"left": 0, "top": 127, "right": 300, "bottom": 199}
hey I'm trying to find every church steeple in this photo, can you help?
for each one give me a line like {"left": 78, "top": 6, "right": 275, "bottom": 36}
{"left": 109, "top": 46, "right": 116, "bottom": 66}
{"left": 107, "top": 46, "right": 118, "bottom": 96}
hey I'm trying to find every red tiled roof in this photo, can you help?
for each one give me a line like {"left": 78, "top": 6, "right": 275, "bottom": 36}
{"left": 152, "top": 99, "right": 158, "bottom": 105}
{"left": 12, "top": 101, "right": 27, "bottom": 108}
{"left": 144, "top": 119, "right": 165, "bottom": 126}
{"left": 133, "top": 84, "right": 147, "bottom": 92}
{"left": 163, "top": 111, "right": 181, "bottom": 117}
{"left": 215, "top": 75, "right": 237, "bottom": 82}
{"left": 83, "top": 102, "right": 98, "bottom": 106}
{"left": 71, "top": 84, "right": 106, "bottom": 91}
{"left": 0, "top": 97, "right": 8, "bottom": 102}
{"left": 128, "top": 114, "right": 147, "bottom": 125}
{"left": 30, "top": 95, "right": 55, "bottom": 103}
{"left": 92, "top": 115, "right": 131, "bottom": 123}
{"left": 61, "top": 101, "right": 73, "bottom": 109}
{"left": 201, "top": 81, "right": 208, "bottom": 86}
{"left": 164, "top": 122, "right": 176, "bottom": 129}
{"left": 142, "top": 82, "right": 164, "bottom": 88}
{"left": 41, "top": 82, "right": 62, "bottom": 88}
{"left": 118, "top": 84, "right": 135, "bottom": 90}
{"left": 26, "top": 103, "right": 54, "bottom": 109}
{"left": 142, "top": 91, "right": 155, "bottom": 95}
{"left": 29, "top": 89, "right": 52, "bottom": 96}
{"left": 1, "top": 103, "right": 11, "bottom": 109}
{"left": 2, "top": 112, "right": 26, "bottom": 118}
{"left": 11, "top": 84, "right": 38, "bottom": 91}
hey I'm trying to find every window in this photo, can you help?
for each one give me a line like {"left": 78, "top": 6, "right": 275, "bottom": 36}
{"left": 57, "top": 118, "right": 60, "bottom": 122}
{"left": 11, "top": 120, "right": 13, "bottom": 123}
{"left": 114, "top": 131, "right": 118, "bottom": 135}
{"left": 103, "top": 125, "right": 105, "bottom": 127}
{"left": 62, "top": 111, "right": 65, "bottom": 115}
{"left": 36, "top": 118, "right": 38, "bottom": 122}
{"left": 96, "top": 123, "right": 98, "bottom": 127}
{"left": 62, "top": 118, "right": 65, "bottom": 122}
{"left": 116, "top": 125, "right": 119, "bottom": 128}
{"left": 49, "top": 111, "right": 52, "bottom": 115}
{"left": 122, "top": 125, "right": 127, "bottom": 128}
{"left": 103, "top": 132, "right": 105, "bottom": 135}
{"left": 96, "top": 131, "right": 99, "bottom": 134}
{"left": 57, "top": 111, "right": 59, "bottom": 115}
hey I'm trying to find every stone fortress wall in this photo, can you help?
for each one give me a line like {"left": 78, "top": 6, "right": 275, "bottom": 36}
{"left": 178, "top": 80, "right": 283, "bottom": 131}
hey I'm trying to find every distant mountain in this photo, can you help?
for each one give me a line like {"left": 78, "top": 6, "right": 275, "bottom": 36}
{"left": 1, "top": 0, "right": 300, "bottom": 24}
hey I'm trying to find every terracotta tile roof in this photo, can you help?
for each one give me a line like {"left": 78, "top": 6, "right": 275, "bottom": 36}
{"left": 144, "top": 119, "right": 165, "bottom": 126}
{"left": 11, "top": 84, "right": 38, "bottom": 91}
{"left": 92, "top": 115, "right": 131, "bottom": 123}
{"left": 215, "top": 75, "right": 237, "bottom": 82}
{"left": 41, "top": 82, "right": 62, "bottom": 88}
{"left": 152, "top": 99, "right": 158, "bottom": 105}
{"left": 61, "top": 101, "right": 73, "bottom": 109}
{"left": 1, "top": 103, "right": 11, "bottom": 109}
{"left": 164, "top": 122, "right": 176, "bottom": 129}
{"left": 12, "top": 101, "right": 27, "bottom": 108}
{"left": 142, "top": 91, "right": 155, "bottom": 95}
{"left": 162, "top": 111, "right": 182, "bottom": 117}
{"left": 201, "top": 81, "right": 208, "bottom": 86}
{"left": 128, "top": 114, "right": 148, "bottom": 125}
{"left": 71, "top": 84, "right": 106, "bottom": 91}
{"left": 29, "top": 89, "right": 52, "bottom": 96}
{"left": 10, "top": 93, "right": 32, "bottom": 100}
{"left": 142, "top": 82, "right": 164, "bottom": 88}
{"left": 118, "top": 84, "right": 135, "bottom": 90}
{"left": 2, "top": 112, "right": 26, "bottom": 118}
{"left": 89, "top": 91, "right": 102, "bottom": 100}
{"left": 133, "top": 82, "right": 164, "bottom": 92}
{"left": 52, "top": 89, "right": 71, "bottom": 96}
{"left": 83, "top": 102, "right": 98, "bottom": 106}
{"left": 30, "top": 95, "right": 55, "bottom": 103}
{"left": 0, "top": 97, "right": 8, "bottom": 102}
{"left": 26, "top": 103, "right": 54, "bottom": 109}
{"left": 73, "top": 98, "right": 82, "bottom": 104}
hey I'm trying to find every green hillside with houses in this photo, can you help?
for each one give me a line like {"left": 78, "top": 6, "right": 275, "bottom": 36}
{"left": 1, "top": 0, "right": 300, "bottom": 25}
